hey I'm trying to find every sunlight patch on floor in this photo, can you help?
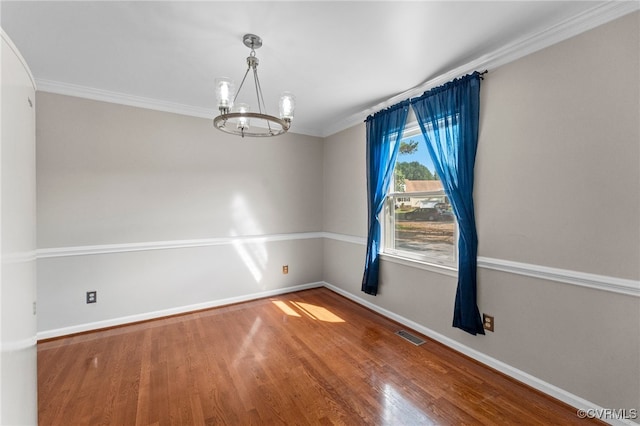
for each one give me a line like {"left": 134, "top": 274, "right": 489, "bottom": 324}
{"left": 290, "top": 301, "right": 345, "bottom": 323}
{"left": 272, "top": 300, "right": 301, "bottom": 317}
{"left": 270, "top": 299, "right": 345, "bottom": 323}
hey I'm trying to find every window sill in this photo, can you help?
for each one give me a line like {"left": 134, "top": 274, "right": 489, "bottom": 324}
{"left": 380, "top": 253, "right": 458, "bottom": 278}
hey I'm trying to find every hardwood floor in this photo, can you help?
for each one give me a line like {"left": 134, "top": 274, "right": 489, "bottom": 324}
{"left": 38, "top": 287, "right": 599, "bottom": 425}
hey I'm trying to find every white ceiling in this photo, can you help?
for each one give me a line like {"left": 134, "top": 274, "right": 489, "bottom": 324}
{"left": 1, "top": 1, "right": 636, "bottom": 137}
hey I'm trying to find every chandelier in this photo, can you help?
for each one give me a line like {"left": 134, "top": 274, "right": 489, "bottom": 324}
{"left": 213, "top": 34, "right": 295, "bottom": 137}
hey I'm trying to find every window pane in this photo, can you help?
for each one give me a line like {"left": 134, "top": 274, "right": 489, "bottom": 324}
{"left": 394, "top": 194, "right": 455, "bottom": 262}
{"left": 384, "top": 123, "right": 457, "bottom": 267}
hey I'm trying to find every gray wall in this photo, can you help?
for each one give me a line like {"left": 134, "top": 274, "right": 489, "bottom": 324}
{"left": 36, "top": 93, "right": 324, "bottom": 334}
{"left": 323, "top": 12, "right": 639, "bottom": 413}
{"left": 35, "top": 10, "right": 639, "bottom": 418}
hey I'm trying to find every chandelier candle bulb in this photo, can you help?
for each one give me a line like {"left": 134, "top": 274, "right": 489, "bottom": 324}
{"left": 279, "top": 92, "right": 295, "bottom": 121}
{"left": 235, "top": 103, "right": 250, "bottom": 132}
{"left": 215, "top": 78, "right": 235, "bottom": 112}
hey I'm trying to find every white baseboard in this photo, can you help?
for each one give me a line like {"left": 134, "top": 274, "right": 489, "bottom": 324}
{"left": 36, "top": 281, "right": 324, "bottom": 340}
{"left": 323, "top": 282, "right": 639, "bottom": 426}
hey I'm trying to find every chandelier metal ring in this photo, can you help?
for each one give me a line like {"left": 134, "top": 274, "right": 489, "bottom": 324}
{"left": 213, "top": 112, "right": 290, "bottom": 137}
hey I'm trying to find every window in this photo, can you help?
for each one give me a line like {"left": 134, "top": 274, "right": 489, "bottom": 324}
{"left": 383, "top": 122, "right": 457, "bottom": 268}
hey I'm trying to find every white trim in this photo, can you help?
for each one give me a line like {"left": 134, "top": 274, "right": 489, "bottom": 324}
{"left": 1, "top": 336, "right": 37, "bottom": 352}
{"left": 322, "top": 232, "right": 366, "bottom": 246}
{"left": 33, "top": 278, "right": 640, "bottom": 424}
{"left": 36, "top": 232, "right": 324, "bottom": 259}
{"left": 35, "top": 79, "right": 323, "bottom": 138}
{"left": 322, "top": 1, "right": 639, "bottom": 137}
{"left": 1, "top": 28, "right": 37, "bottom": 89}
{"left": 26, "top": 3, "right": 639, "bottom": 138}
{"left": 1, "top": 250, "right": 37, "bottom": 264}
{"left": 323, "top": 232, "right": 640, "bottom": 298}
{"left": 36, "top": 232, "right": 640, "bottom": 298}
{"left": 37, "top": 281, "right": 324, "bottom": 340}
{"left": 323, "top": 282, "right": 639, "bottom": 426}
{"left": 380, "top": 253, "right": 457, "bottom": 278}
{"left": 36, "top": 79, "right": 214, "bottom": 120}
{"left": 478, "top": 257, "right": 640, "bottom": 298}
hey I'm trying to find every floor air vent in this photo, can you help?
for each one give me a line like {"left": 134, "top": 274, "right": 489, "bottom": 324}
{"left": 395, "top": 330, "right": 426, "bottom": 346}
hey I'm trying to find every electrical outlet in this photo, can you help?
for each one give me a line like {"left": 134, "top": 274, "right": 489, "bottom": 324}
{"left": 282, "top": 265, "right": 289, "bottom": 274}
{"left": 86, "top": 291, "right": 97, "bottom": 304}
{"left": 483, "top": 314, "right": 494, "bottom": 332}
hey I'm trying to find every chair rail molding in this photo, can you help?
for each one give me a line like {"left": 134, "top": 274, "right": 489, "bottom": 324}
{"left": 36, "top": 232, "right": 640, "bottom": 298}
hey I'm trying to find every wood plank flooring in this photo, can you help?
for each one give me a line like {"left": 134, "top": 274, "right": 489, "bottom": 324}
{"left": 38, "top": 287, "right": 600, "bottom": 425}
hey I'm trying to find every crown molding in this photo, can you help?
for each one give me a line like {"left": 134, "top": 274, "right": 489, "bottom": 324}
{"left": 35, "top": 79, "right": 324, "bottom": 137}
{"left": 31, "top": 2, "right": 638, "bottom": 139}
{"left": 321, "top": 1, "right": 640, "bottom": 137}
{"left": 35, "top": 79, "right": 215, "bottom": 119}
{"left": 1, "top": 28, "right": 37, "bottom": 89}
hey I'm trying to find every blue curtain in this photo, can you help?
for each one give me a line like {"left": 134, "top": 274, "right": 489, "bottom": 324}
{"left": 362, "top": 101, "right": 410, "bottom": 296}
{"left": 410, "top": 72, "right": 484, "bottom": 335}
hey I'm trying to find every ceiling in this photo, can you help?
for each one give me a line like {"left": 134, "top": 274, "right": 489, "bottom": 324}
{"left": 1, "top": 1, "right": 635, "bottom": 137}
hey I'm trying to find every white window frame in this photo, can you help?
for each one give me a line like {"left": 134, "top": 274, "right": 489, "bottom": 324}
{"left": 381, "top": 120, "right": 458, "bottom": 274}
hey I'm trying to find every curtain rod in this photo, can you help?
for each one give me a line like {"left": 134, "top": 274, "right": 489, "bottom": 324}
{"left": 365, "top": 69, "right": 489, "bottom": 120}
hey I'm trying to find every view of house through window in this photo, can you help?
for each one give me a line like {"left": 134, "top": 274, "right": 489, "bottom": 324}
{"left": 383, "top": 122, "right": 457, "bottom": 267}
